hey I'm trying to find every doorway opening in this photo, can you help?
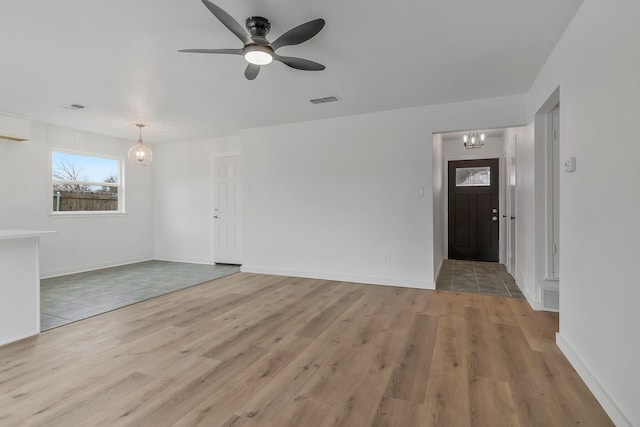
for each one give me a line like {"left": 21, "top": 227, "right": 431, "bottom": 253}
{"left": 432, "top": 127, "right": 524, "bottom": 298}
{"left": 505, "top": 133, "right": 517, "bottom": 276}
{"left": 534, "top": 86, "right": 561, "bottom": 311}
{"left": 548, "top": 106, "right": 560, "bottom": 280}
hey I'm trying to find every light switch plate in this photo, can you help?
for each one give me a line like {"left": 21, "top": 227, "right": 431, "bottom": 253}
{"left": 564, "top": 157, "right": 576, "bottom": 172}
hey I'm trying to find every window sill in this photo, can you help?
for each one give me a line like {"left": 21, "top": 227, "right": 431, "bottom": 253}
{"left": 49, "top": 211, "right": 127, "bottom": 218}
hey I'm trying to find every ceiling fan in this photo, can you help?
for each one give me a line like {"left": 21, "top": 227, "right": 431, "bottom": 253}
{"left": 179, "top": 0, "right": 326, "bottom": 80}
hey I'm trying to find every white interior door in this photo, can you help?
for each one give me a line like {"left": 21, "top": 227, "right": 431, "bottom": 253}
{"left": 507, "top": 135, "right": 517, "bottom": 275}
{"left": 551, "top": 109, "right": 560, "bottom": 278}
{"left": 500, "top": 155, "right": 507, "bottom": 264}
{"left": 213, "top": 155, "right": 242, "bottom": 265}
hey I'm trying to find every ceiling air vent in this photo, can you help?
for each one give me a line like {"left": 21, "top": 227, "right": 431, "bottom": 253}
{"left": 310, "top": 96, "right": 340, "bottom": 104}
{"left": 59, "top": 103, "right": 88, "bottom": 110}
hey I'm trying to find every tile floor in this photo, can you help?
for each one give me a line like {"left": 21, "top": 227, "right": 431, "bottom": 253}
{"left": 436, "top": 259, "right": 524, "bottom": 298}
{"left": 40, "top": 260, "right": 240, "bottom": 331}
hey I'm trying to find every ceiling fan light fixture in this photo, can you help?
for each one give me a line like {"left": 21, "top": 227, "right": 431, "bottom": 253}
{"left": 244, "top": 45, "right": 273, "bottom": 65}
{"left": 179, "top": 1, "right": 325, "bottom": 80}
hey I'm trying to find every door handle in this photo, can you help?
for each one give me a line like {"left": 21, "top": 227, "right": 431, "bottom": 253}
{"left": 510, "top": 216, "right": 516, "bottom": 220}
{"left": 502, "top": 215, "right": 507, "bottom": 218}
{"left": 492, "top": 216, "right": 498, "bottom": 221}
{"left": 213, "top": 215, "right": 218, "bottom": 219}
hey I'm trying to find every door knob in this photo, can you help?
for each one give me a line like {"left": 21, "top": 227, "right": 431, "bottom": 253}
{"left": 213, "top": 215, "right": 218, "bottom": 219}
{"left": 510, "top": 216, "right": 516, "bottom": 220}
{"left": 492, "top": 216, "right": 498, "bottom": 221}
{"left": 502, "top": 215, "right": 507, "bottom": 218}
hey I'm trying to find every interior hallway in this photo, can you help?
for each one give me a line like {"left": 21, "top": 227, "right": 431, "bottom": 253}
{"left": 436, "top": 259, "right": 524, "bottom": 298}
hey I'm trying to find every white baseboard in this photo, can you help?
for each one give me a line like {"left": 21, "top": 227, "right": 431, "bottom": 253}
{"left": 0, "top": 330, "right": 38, "bottom": 348}
{"left": 434, "top": 256, "right": 444, "bottom": 282}
{"left": 41, "top": 257, "right": 153, "bottom": 279}
{"left": 523, "top": 288, "right": 544, "bottom": 311}
{"left": 240, "top": 265, "right": 434, "bottom": 290}
{"left": 153, "top": 256, "right": 213, "bottom": 265}
{"left": 515, "top": 271, "right": 543, "bottom": 311}
{"left": 556, "top": 333, "right": 632, "bottom": 427}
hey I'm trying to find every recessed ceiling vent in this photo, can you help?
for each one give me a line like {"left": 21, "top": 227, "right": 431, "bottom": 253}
{"left": 310, "top": 96, "right": 340, "bottom": 104}
{"left": 59, "top": 103, "right": 88, "bottom": 110}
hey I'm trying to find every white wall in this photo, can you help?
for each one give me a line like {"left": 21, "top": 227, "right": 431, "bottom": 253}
{"left": 526, "top": 0, "right": 640, "bottom": 424}
{"left": 441, "top": 136, "right": 505, "bottom": 159}
{"left": 0, "top": 122, "right": 154, "bottom": 277}
{"left": 240, "top": 95, "right": 527, "bottom": 289}
{"left": 152, "top": 135, "right": 241, "bottom": 264}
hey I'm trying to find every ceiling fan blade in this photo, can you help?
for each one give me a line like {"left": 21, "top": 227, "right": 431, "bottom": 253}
{"left": 200, "top": 0, "right": 252, "bottom": 45}
{"left": 245, "top": 64, "right": 260, "bottom": 80}
{"left": 178, "top": 48, "right": 243, "bottom": 55}
{"left": 271, "top": 19, "right": 325, "bottom": 51}
{"left": 273, "top": 55, "right": 325, "bottom": 71}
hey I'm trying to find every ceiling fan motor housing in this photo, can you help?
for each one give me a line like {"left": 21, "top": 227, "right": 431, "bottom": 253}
{"left": 246, "top": 16, "right": 271, "bottom": 40}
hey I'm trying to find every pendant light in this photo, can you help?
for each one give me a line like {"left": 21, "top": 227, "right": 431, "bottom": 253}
{"left": 463, "top": 130, "right": 485, "bottom": 149}
{"left": 128, "top": 124, "right": 153, "bottom": 166}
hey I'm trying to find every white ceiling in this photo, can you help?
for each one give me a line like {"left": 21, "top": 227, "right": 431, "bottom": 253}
{"left": 0, "top": 0, "right": 582, "bottom": 143}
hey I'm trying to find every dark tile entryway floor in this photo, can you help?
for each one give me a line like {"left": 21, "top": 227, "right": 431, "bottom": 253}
{"left": 40, "top": 260, "right": 240, "bottom": 331}
{"left": 436, "top": 259, "right": 524, "bottom": 298}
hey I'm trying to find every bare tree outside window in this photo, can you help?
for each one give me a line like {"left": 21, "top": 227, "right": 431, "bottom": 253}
{"left": 53, "top": 162, "right": 91, "bottom": 192}
{"left": 101, "top": 175, "right": 118, "bottom": 193}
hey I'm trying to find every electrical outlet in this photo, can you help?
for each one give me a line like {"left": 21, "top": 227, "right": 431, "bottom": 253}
{"left": 383, "top": 253, "right": 391, "bottom": 263}
{"left": 71, "top": 246, "right": 77, "bottom": 255}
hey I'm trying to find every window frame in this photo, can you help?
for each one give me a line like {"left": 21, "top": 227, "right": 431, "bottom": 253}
{"left": 50, "top": 149, "right": 125, "bottom": 215}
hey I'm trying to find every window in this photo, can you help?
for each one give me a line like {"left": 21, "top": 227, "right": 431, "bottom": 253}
{"left": 455, "top": 166, "right": 491, "bottom": 187}
{"left": 52, "top": 151, "right": 122, "bottom": 213}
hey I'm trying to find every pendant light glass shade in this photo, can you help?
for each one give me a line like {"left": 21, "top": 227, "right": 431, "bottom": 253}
{"left": 463, "top": 130, "right": 485, "bottom": 150}
{"left": 128, "top": 124, "right": 153, "bottom": 166}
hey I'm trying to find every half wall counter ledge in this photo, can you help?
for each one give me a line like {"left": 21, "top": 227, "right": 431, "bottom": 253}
{"left": 0, "top": 230, "right": 57, "bottom": 346}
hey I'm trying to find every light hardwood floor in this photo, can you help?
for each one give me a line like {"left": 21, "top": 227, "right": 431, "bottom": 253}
{"left": 0, "top": 273, "right": 612, "bottom": 426}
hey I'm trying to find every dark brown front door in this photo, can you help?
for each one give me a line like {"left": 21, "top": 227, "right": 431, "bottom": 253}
{"left": 448, "top": 158, "right": 499, "bottom": 262}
